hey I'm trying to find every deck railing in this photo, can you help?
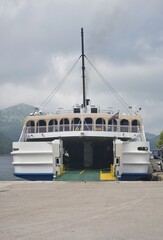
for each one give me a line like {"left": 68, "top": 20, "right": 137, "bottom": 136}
{"left": 26, "top": 124, "right": 141, "bottom": 134}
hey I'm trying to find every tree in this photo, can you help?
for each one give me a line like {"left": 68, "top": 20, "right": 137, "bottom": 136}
{"left": 156, "top": 131, "right": 163, "bottom": 149}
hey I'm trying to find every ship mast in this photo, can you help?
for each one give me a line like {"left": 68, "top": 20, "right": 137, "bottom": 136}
{"left": 81, "top": 28, "right": 86, "bottom": 108}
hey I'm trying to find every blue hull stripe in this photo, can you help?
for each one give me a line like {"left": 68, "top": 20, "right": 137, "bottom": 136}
{"left": 14, "top": 173, "right": 54, "bottom": 181}
{"left": 14, "top": 172, "right": 150, "bottom": 181}
{"left": 118, "top": 173, "right": 150, "bottom": 181}
{"left": 15, "top": 173, "right": 53, "bottom": 175}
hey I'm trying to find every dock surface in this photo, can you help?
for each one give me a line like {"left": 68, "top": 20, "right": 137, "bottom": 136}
{"left": 0, "top": 181, "right": 163, "bottom": 240}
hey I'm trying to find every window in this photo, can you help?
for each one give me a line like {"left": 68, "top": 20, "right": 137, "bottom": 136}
{"left": 71, "top": 118, "right": 81, "bottom": 131}
{"left": 108, "top": 119, "right": 117, "bottom": 132}
{"left": 60, "top": 118, "right": 69, "bottom": 131}
{"left": 26, "top": 121, "right": 35, "bottom": 133}
{"left": 96, "top": 118, "right": 106, "bottom": 131}
{"left": 84, "top": 118, "right": 93, "bottom": 130}
{"left": 36, "top": 120, "right": 46, "bottom": 133}
{"left": 120, "top": 119, "right": 129, "bottom": 132}
{"left": 132, "top": 120, "right": 140, "bottom": 133}
{"left": 48, "top": 119, "right": 58, "bottom": 132}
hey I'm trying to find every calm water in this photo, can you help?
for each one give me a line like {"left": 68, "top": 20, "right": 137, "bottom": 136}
{"left": 0, "top": 154, "right": 24, "bottom": 181}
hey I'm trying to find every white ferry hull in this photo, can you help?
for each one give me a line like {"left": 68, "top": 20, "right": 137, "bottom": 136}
{"left": 11, "top": 135, "right": 150, "bottom": 180}
{"left": 114, "top": 140, "right": 150, "bottom": 180}
{"left": 11, "top": 140, "right": 64, "bottom": 180}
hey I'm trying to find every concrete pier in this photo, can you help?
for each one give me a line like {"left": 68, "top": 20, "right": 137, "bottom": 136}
{"left": 151, "top": 172, "right": 163, "bottom": 181}
{"left": 0, "top": 181, "right": 163, "bottom": 240}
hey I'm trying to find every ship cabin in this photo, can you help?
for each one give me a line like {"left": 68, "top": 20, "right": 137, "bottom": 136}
{"left": 21, "top": 105, "right": 144, "bottom": 171}
{"left": 24, "top": 105, "right": 142, "bottom": 136}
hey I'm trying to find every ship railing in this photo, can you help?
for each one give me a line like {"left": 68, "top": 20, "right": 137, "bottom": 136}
{"left": 71, "top": 124, "right": 82, "bottom": 131}
{"left": 120, "top": 126, "right": 130, "bottom": 132}
{"left": 19, "top": 125, "right": 27, "bottom": 141}
{"left": 25, "top": 124, "right": 141, "bottom": 134}
{"left": 56, "top": 109, "right": 74, "bottom": 114}
{"left": 26, "top": 126, "right": 35, "bottom": 133}
{"left": 108, "top": 125, "right": 117, "bottom": 132}
{"left": 48, "top": 125, "right": 58, "bottom": 132}
{"left": 55, "top": 109, "right": 114, "bottom": 114}
{"left": 95, "top": 124, "right": 106, "bottom": 131}
{"left": 131, "top": 126, "right": 141, "bottom": 133}
{"left": 26, "top": 126, "right": 47, "bottom": 133}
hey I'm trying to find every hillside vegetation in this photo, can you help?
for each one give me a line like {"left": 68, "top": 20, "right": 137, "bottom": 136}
{"left": 0, "top": 104, "right": 35, "bottom": 154}
{"left": 145, "top": 132, "right": 159, "bottom": 150}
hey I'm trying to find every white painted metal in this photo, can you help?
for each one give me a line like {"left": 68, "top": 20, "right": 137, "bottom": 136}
{"left": 11, "top": 140, "right": 63, "bottom": 176}
{"left": 114, "top": 139, "right": 150, "bottom": 177}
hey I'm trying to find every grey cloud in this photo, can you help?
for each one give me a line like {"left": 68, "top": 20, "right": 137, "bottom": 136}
{"left": 87, "top": 0, "right": 163, "bottom": 64}
{"left": 0, "top": 0, "right": 163, "bottom": 134}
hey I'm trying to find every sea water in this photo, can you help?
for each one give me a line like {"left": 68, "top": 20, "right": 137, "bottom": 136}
{"left": 0, "top": 154, "right": 23, "bottom": 181}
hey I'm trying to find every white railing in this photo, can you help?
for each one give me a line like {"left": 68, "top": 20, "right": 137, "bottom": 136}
{"left": 19, "top": 125, "right": 27, "bottom": 141}
{"left": 25, "top": 124, "right": 141, "bottom": 134}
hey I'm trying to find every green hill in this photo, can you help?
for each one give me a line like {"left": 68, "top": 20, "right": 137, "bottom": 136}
{"left": 0, "top": 103, "right": 35, "bottom": 153}
{"left": 145, "top": 132, "right": 159, "bottom": 151}
{"left": 0, "top": 132, "right": 12, "bottom": 154}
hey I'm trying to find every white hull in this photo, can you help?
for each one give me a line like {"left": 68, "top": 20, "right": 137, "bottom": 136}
{"left": 114, "top": 140, "right": 150, "bottom": 179}
{"left": 11, "top": 135, "right": 150, "bottom": 180}
{"left": 11, "top": 140, "right": 63, "bottom": 178}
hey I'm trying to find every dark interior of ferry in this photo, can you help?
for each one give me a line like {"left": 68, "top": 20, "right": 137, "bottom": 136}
{"left": 63, "top": 138, "right": 113, "bottom": 170}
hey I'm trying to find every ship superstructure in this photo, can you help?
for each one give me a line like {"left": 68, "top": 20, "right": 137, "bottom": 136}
{"left": 11, "top": 29, "right": 150, "bottom": 180}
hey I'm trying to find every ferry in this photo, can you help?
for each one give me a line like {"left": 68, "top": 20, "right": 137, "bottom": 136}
{"left": 11, "top": 29, "right": 150, "bottom": 181}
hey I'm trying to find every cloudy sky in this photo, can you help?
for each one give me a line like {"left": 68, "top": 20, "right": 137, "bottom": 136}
{"left": 0, "top": 0, "right": 163, "bottom": 134}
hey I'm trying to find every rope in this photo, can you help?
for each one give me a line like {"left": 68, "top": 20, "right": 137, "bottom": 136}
{"left": 39, "top": 56, "right": 81, "bottom": 109}
{"left": 85, "top": 56, "right": 135, "bottom": 114}
{"left": 39, "top": 53, "right": 136, "bottom": 114}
